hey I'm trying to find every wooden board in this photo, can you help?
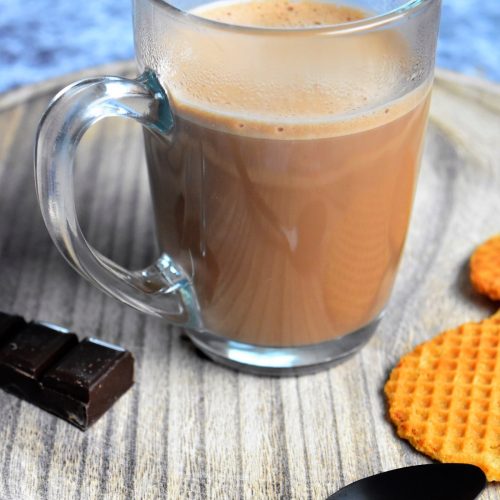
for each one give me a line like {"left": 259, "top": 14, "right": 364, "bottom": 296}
{"left": 0, "top": 62, "right": 499, "bottom": 499}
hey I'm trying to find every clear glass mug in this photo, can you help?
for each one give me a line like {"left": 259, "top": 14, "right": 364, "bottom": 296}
{"left": 35, "top": 0, "right": 441, "bottom": 375}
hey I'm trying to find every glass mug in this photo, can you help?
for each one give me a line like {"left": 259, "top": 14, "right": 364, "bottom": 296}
{"left": 35, "top": 0, "right": 441, "bottom": 375}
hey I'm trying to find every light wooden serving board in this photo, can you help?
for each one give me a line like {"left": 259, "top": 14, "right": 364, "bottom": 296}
{"left": 0, "top": 62, "right": 499, "bottom": 499}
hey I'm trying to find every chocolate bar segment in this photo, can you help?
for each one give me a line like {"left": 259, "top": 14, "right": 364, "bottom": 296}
{"left": 0, "top": 321, "right": 78, "bottom": 402}
{"left": 0, "top": 312, "right": 134, "bottom": 430}
{"left": 42, "top": 338, "right": 134, "bottom": 428}
{"left": 0, "top": 323, "right": 78, "bottom": 377}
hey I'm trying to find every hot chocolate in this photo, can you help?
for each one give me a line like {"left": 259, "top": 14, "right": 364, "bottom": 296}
{"left": 144, "top": 0, "right": 431, "bottom": 346}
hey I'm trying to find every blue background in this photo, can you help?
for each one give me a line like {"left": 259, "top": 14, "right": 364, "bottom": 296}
{"left": 0, "top": 0, "right": 499, "bottom": 92}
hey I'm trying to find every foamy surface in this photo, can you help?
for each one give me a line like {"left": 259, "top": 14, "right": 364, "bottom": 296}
{"left": 172, "top": 81, "right": 431, "bottom": 139}
{"left": 191, "top": 0, "right": 366, "bottom": 27}
{"left": 160, "top": 0, "right": 430, "bottom": 139}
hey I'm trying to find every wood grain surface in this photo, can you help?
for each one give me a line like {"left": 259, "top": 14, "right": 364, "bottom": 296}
{"left": 0, "top": 63, "right": 499, "bottom": 499}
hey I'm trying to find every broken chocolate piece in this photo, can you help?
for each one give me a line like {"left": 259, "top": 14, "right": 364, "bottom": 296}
{"left": 0, "top": 312, "right": 134, "bottom": 430}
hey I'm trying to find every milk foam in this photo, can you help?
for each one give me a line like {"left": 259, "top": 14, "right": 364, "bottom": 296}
{"left": 158, "top": 0, "right": 430, "bottom": 138}
{"left": 191, "top": 0, "right": 366, "bottom": 27}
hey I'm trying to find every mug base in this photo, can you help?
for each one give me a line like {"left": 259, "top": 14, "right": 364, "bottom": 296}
{"left": 186, "top": 316, "right": 382, "bottom": 376}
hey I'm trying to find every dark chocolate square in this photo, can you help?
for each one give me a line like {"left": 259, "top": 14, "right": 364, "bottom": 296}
{"left": 0, "top": 313, "right": 26, "bottom": 347}
{"left": 0, "top": 323, "right": 78, "bottom": 378}
{"left": 0, "top": 313, "right": 134, "bottom": 430}
{"left": 42, "top": 338, "right": 134, "bottom": 403}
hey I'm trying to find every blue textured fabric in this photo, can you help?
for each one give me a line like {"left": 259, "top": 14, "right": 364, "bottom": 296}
{"left": 0, "top": 0, "right": 499, "bottom": 92}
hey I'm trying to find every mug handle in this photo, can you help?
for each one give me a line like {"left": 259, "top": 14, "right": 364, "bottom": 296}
{"left": 35, "top": 71, "right": 201, "bottom": 329}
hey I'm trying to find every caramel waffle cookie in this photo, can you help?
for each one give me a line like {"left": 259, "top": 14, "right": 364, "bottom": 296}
{"left": 470, "top": 234, "right": 500, "bottom": 301}
{"left": 384, "top": 316, "right": 500, "bottom": 481}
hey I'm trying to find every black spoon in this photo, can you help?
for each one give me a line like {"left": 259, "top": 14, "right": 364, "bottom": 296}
{"left": 327, "top": 463, "right": 487, "bottom": 500}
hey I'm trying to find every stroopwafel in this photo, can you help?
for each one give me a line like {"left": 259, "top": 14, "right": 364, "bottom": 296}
{"left": 385, "top": 315, "right": 500, "bottom": 481}
{"left": 470, "top": 235, "right": 500, "bottom": 301}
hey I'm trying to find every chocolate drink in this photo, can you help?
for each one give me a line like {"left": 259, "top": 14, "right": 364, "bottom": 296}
{"left": 143, "top": 0, "right": 432, "bottom": 346}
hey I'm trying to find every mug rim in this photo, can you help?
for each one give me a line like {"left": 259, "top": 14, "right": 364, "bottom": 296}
{"left": 148, "top": 0, "right": 438, "bottom": 35}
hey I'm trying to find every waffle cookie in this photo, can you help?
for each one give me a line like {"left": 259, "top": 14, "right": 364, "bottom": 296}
{"left": 384, "top": 316, "right": 500, "bottom": 481}
{"left": 470, "top": 234, "right": 500, "bottom": 301}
